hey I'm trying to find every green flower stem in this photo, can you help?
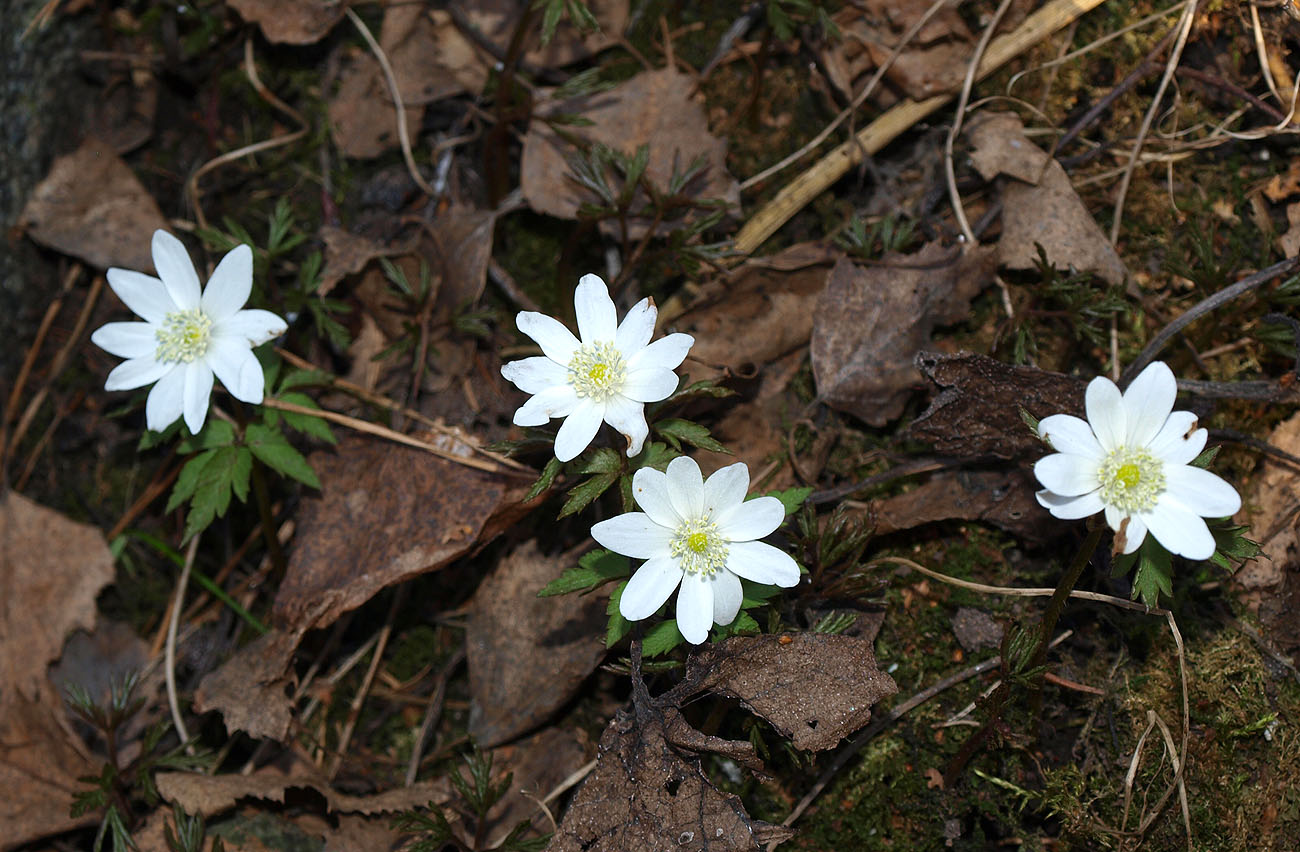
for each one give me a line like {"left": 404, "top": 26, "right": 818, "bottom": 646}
{"left": 944, "top": 519, "right": 1105, "bottom": 786}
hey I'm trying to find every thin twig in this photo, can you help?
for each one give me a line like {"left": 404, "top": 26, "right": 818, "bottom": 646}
{"left": 1108, "top": 0, "right": 1198, "bottom": 245}
{"left": 345, "top": 8, "right": 433, "bottom": 197}
{"left": 260, "top": 397, "right": 528, "bottom": 476}
{"left": 405, "top": 647, "right": 466, "bottom": 787}
{"left": 1121, "top": 255, "right": 1300, "bottom": 384}
{"left": 166, "top": 535, "right": 200, "bottom": 754}
{"left": 946, "top": 0, "right": 1016, "bottom": 245}
{"left": 330, "top": 586, "right": 408, "bottom": 780}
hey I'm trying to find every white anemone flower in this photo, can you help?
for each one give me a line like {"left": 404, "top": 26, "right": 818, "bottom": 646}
{"left": 591, "top": 456, "right": 801, "bottom": 644}
{"left": 90, "top": 230, "right": 287, "bottom": 434}
{"left": 1033, "top": 361, "right": 1240, "bottom": 560}
{"left": 500, "top": 274, "right": 693, "bottom": 462}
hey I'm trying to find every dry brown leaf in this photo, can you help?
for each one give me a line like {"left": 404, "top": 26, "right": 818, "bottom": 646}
{"left": 466, "top": 541, "right": 607, "bottom": 748}
{"left": 548, "top": 710, "right": 794, "bottom": 852}
{"left": 811, "top": 246, "right": 996, "bottom": 426}
{"left": 908, "top": 351, "right": 1085, "bottom": 461}
{"left": 951, "top": 607, "right": 1003, "bottom": 652}
{"left": 1, "top": 491, "right": 116, "bottom": 700}
{"left": 227, "top": 0, "right": 348, "bottom": 45}
{"left": 521, "top": 68, "right": 740, "bottom": 238}
{"left": 198, "top": 437, "right": 534, "bottom": 739}
{"left": 869, "top": 469, "right": 1051, "bottom": 542}
{"left": 19, "top": 137, "right": 168, "bottom": 271}
{"left": 1278, "top": 202, "right": 1300, "bottom": 259}
{"left": 688, "top": 634, "right": 897, "bottom": 752}
{"left": 318, "top": 226, "right": 390, "bottom": 297}
{"left": 157, "top": 765, "right": 451, "bottom": 817}
{"left": 0, "top": 693, "right": 100, "bottom": 850}
{"left": 1238, "top": 410, "right": 1300, "bottom": 649}
{"left": 967, "top": 112, "right": 1128, "bottom": 286}
{"left": 329, "top": 0, "right": 627, "bottom": 158}
{"left": 681, "top": 243, "right": 840, "bottom": 380}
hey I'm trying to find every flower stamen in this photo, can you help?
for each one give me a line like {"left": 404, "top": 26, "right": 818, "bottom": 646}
{"left": 155, "top": 309, "right": 213, "bottom": 364}
{"left": 670, "top": 518, "right": 728, "bottom": 576}
{"left": 567, "top": 341, "right": 626, "bottom": 402}
{"left": 1098, "top": 447, "right": 1165, "bottom": 513}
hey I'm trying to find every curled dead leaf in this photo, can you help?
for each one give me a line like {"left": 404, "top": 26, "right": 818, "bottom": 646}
{"left": 227, "top": 0, "right": 348, "bottom": 45}
{"left": 19, "top": 137, "right": 168, "bottom": 271}
{"left": 908, "top": 351, "right": 1085, "bottom": 461}
{"left": 811, "top": 247, "right": 996, "bottom": 426}
{"left": 688, "top": 633, "right": 898, "bottom": 752}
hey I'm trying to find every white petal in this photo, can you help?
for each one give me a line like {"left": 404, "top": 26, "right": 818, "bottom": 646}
{"left": 145, "top": 365, "right": 187, "bottom": 431}
{"left": 703, "top": 462, "right": 749, "bottom": 520}
{"left": 627, "top": 332, "right": 693, "bottom": 372}
{"left": 620, "top": 556, "right": 683, "bottom": 620}
{"left": 676, "top": 572, "right": 714, "bottom": 644}
{"left": 1142, "top": 502, "right": 1214, "bottom": 560}
{"left": 216, "top": 309, "right": 286, "bottom": 346}
{"left": 717, "top": 495, "right": 784, "bottom": 542}
{"left": 206, "top": 337, "right": 265, "bottom": 403}
{"left": 513, "top": 385, "right": 579, "bottom": 427}
{"left": 1123, "top": 361, "right": 1176, "bottom": 447}
{"left": 619, "top": 367, "right": 679, "bottom": 403}
{"left": 105, "top": 356, "right": 173, "bottom": 391}
{"left": 712, "top": 569, "right": 744, "bottom": 627}
{"left": 1085, "top": 375, "right": 1126, "bottom": 452}
{"left": 665, "top": 455, "right": 705, "bottom": 518}
{"left": 591, "top": 512, "right": 674, "bottom": 559}
{"left": 602, "top": 394, "right": 649, "bottom": 457}
{"left": 725, "top": 540, "right": 801, "bottom": 587}
{"left": 1113, "top": 512, "right": 1148, "bottom": 555}
{"left": 614, "top": 297, "right": 657, "bottom": 358}
{"left": 554, "top": 399, "right": 604, "bottom": 462}
{"left": 182, "top": 361, "right": 214, "bottom": 434}
{"left": 92, "top": 322, "right": 158, "bottom": 359}
{"left": 501, "top": 356, "right": 569, "bottom": 394}
{"left": 1163, "top": 465, "right": 1241, "bottom": 518}
{"left": 517, "top": 311, "right": 581, "bottom": 363}
{"left": 1033, "top": 453, "right": 1100, "bottom": 497}
{"left": 1038, "top": 414, "right": 1101, "bottom": 458}
{"left": 200, "top": 244, "right": 253, "bottom": 322}
{"left": 106, "top": 268, "right": 174, "bottom": 324}
{"left": 152, "top": 230, "right": 202, "bottom": 311}
{"left": 574, "top": 273, "right": 618, "bottom": 342}
{"left": 1147, "top": 411, "right": 1205, "bottom": 466}
{"left": 1035, "top": 489, "right": 1103, "bottom": 520}
{"left": 632, "top": 466, "right": 681, "bottom": 527}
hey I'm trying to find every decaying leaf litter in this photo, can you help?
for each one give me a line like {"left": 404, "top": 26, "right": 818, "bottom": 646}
{"left": 5, "top": 1, "right": 1300, "bottom": 850}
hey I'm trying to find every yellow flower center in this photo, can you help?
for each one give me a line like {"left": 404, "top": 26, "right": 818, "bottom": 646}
{"left": 567, "top": 341, "right": 626, "bottom": 402}
{"left": 155, "top": 309, "right": 213, "bottom": 364}
{"left": 1098, "top": 447, "right": 1165, "bottom": 513}
{"left": 670, "top": 517, "right": 728, "bottom": 576}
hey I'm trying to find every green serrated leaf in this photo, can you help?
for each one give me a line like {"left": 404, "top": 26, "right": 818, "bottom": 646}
{"left": 642, "top": 619, "right": 685, "bottom": 657}
{"left": 636, "top": 441, "right": 679, "bottom": 472}
{"left": 580, "top": 446, "right": 623, "bottom": 475}
{"left": 606, "top": 581, "right": 632, "bottom": 647}
{"left": 539, "top": 549, "right": 630, "bottom": 596}
{"left": 559, "top": 471, "right": 617, "bottom": 518}
{"left": 182, "top": 446, "right": 248, "bottom": 541}
{"left": 244, "top": 423, "right": 320, "bottom": 488}
{"left": 526, "top": 456, "right": 564, "bottom": 502}
{"left": 654, "top": 418, "right": 729, "bottom": 454}
{"left": 277, "top": 392, "right": 337, "bottom": 444}
{"left": 1127, "top": 537, "right": 1174, "bottom": 609}
{"left": 758, "top": 486, "right": 813, "bottom": 516}
{"left": 1191, "top": 445, "right": 1220, "bottom": 469}
{"left": 166, "top": 449, "right": 216, "bottom": 514}
{"left": 278, "top": 367, "right": 331, "bottom": 392}
{"left": 668, "top": 379, "right": 736, "bottom": 402}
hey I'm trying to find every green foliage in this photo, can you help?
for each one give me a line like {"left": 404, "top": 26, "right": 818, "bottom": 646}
{"left": 1007, "top": 246, "right": 1127, "bottom": 365}
{"left": 654, "top": 418, "right": 728, "bottom": 453}
{"left": 539, "top": 548, "right": 631, "bottom": 597}
{"left": 1112, "top": 535, "right": 1174, "bottom": 609}
{"left": 394, "top": 746, "right": 549, "bottom": 852}
{"left": 811, "top": 611, "right": 857, "bottom": 634}
{"left": 533, "top": 0, "right": 599, "bottom": 46}
{"left": 643, "top": 618, "right": 686, "bottom": 656}
{"left": 760, "top": 486, "right": 813, "bottom": 516}
{"left": 605, "top": 581, "right": 632, "bottom": 647}
{"left": 67, "top": 674, "right": 210, "bottom": 852}
{"left": 795, "top": 503, "right": 876, "bottom": 600}
{"left": 836, "top": 213, "right": 917, "bottom": 259}
{"left": 525, "top": 456, "right": 564, "bottom": 502}
{"left": 558, "top": 447, "right": 623, "bottom": 518}
{"left": 244, "top": 423, "right": 320, "bottom": 488}
{"left": 163, "top": 805, "right": 225, "bottom": 852}
{"left": 1208, "top": 521, "right": 1262, "bottom": 573}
